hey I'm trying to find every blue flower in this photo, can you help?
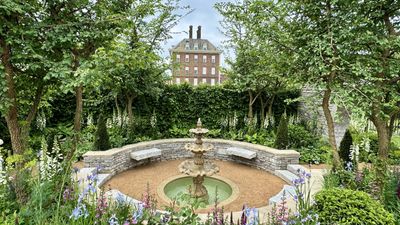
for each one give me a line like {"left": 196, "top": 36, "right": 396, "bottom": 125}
{"left": 86, "top": 183, "right": 97, "bottom": 193}
{"left": 132, "top": 203, "right": 144, "bottom": 222}
{"left": 108, "top": 214, "right": 119, "bottom": 225}
{"left": 345, "top": 161, "right": 353, "bottom": 171}
{"left": 70, "top": 204, "right": 88, "bottom": 220}
{"left": 116, "top": 193, "right": 126, "bottom": 205}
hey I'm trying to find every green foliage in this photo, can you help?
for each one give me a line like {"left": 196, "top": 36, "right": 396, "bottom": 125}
{"left": 382, "top": 170, "right": 400, "bottom": 224}
{"left": 351, "top": 131, "right": 380, "bottom": 162}
{"left": 298, "top": 145, "right": 330, "bottom": 165}
{"left": 168, "top": 125, "right": 190, "bottom": 138}
{"left": 339, "top": 129, "right": 353, "bottom": 164}
{"left": 94, "top": 114, "right": 111, "bottom": 151}
{"left": 313, "top": 188, "right": 395, "bottom": 225}
{"left": 287, "top": 124, "right": 318, "bottom": 149}
{"left": 274, "top": 114, "right": 288, "bottom": 149}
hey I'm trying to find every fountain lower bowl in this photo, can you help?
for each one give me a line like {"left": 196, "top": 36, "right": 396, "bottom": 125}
{"left": 158, "top": 175, "right": 239, "bottom": 208}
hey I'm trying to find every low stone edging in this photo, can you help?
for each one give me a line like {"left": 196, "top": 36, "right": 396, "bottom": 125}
{"left": 83, "top": 138, "right": 300, "bottom": 176}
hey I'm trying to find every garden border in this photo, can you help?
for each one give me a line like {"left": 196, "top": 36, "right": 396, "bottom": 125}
{"left": 83, "top": 138, "right": 300, "bottom": 176}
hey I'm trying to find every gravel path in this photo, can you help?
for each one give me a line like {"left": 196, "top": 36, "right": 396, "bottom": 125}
{"left": 103, "top": 159, "right": 286, "bottom": 212}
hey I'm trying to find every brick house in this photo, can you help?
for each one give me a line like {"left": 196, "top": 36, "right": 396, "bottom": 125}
{"left": 170, "top": 25, "right": 223, "bottom": 85}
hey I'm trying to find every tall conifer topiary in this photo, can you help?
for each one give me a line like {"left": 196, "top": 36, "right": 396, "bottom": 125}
{"left": 274, "top": 113, "right": 288, "bottom": 149}
{"left": 94, "top": 114, "right": 111, "bottom": 151}
{"left": 339, "top": 129, "right": 353, "bottom": 164}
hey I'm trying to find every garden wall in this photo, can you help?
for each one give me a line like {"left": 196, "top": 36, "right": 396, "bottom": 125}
{"left": 83, "top": 138, "right": 300, "bottom": 175}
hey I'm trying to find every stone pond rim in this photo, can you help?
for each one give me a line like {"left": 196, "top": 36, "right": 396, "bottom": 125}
{"left": 83, "top": 138, "right": 300, "bottom": 176}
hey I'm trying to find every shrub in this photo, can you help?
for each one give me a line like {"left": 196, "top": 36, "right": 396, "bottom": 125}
{"left": 298, "top": 145, "right": 329, "bottom": 164}
{"left": 287, "top": 124, "right": 318, "bottom": 149}
{"left": 313, "top": 188, "right": 395, "bottom": 224}
{"left": 274, "top": 113, "right": 288, "bottom": 149}
{"left": 339, "top": 129, "right": 353, "bottom": 164}
{"left": 94, "top": 114, "right": 111, "bottom": 151}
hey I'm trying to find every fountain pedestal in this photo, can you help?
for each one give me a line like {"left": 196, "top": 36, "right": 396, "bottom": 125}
{"left": 178, "top": 119, "right": 219, "bottom": 202}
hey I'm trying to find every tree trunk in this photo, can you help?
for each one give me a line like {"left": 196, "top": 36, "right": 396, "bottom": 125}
{"left": 1, "top": 37, "right": 28, "bottom": 203}
{"left": 260, "top": 95, "right": 266, "bottom": 129}
{"left": 248, "top": 91, "right": 254, "bottom": 123}
{"left": 114, "top": 96, "right": 124, "bottom": 127}
{"left": 267, "top": 94, "right": 275, "bottom": 127}
{"left": 1, "top": 38, "right": 22, "bottom": 155}
{"left": 127, "top": 95, "right": 134, "bottom": 124}
{"left": 69, "top": 50, "right": 81, "bottom": 161}
{"left": 371, "top": 114, "right": 390, "bottom": 159}
{"left": 322, "top": 88, "right": 341, "bottom": 170}
{"left": 70, "top": 84, "right": 83, "bottom": 160}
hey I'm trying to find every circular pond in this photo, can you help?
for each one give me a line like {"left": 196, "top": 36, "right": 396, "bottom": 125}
{"left": 164, "top": 176, "right": 233, "bottom": 204}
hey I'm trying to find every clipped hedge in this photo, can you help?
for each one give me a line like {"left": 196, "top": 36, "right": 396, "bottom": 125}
{"left": 313, "top": 188, "right": 395, "bottom": 224}
{"left": 133, "top": 84, "right": 299, "bottom": 132}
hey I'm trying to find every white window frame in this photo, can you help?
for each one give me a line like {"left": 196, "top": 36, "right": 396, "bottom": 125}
{"left": 185, "top": 66, "right": 189, "bottom": 75}
{"left": 211, "top": 78, "right": 215, "bottom": 85}
{"left": 211, "top": 55, "right": 216, "bottom": 63}
{"left": 202, "top": 78, "right": 207, "bottom": 84}
{"left": 194, "top": 55, "right": 198, "bottom": 62}
{"left": 211, "top": 67, "right": 216, "bottom": 75}
{"left": 202, "top": 67, "right": 207, "bottom": 75}
{"left": 185, "top": 55, "right": 189, "bottom": 62}
{"left": 176, "top": 54, "right": 180, "bottom": 62}
{"left": 185, "top": 43, "right": 190, "bottom": 50}
{"left": 176, "top": 78, "right": 180, "bottom": 84}
{"left": 194, "top": 43, "right": 198, "bottom": 50}
{"left": 193, "top": 78, "right": 198, "bottom": 86}
{"left": 185, "top": 78, "right": 189, "bottom": 83}
{"left": 202, "top": 55, "right": 207, "bottom": 63}
{"left": 202, "top": 44, "right": 207, "bottom": 50}
{"left": 194, "top": 67, "right": 198, "bottom": 75}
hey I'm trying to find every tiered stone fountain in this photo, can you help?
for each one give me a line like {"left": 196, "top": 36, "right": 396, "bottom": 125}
{"left": 178, "top": 118, "right": 220, "bottom": 202}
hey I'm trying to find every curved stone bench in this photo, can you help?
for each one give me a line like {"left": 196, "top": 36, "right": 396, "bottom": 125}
{"left": 83, "top": 138, "right": 300, "bottom": 176}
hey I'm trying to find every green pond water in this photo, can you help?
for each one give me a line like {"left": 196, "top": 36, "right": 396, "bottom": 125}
{"left": 164, "top": 177, "right": 233, "bottom": 205}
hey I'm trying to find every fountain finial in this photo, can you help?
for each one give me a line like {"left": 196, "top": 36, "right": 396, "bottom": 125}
{"left": 196, "top": 118, "right": 202, "bottom": 129}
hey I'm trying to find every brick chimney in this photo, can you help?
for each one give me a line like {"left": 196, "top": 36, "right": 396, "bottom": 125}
{"left": 189, "top": 25, "right": 193, "bottom": 39}
{"left": 197, "top": 26, "right": 201, "bottom": 39}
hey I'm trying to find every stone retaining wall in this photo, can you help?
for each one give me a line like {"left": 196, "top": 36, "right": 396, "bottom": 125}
{"left": 83, "top": 138, "right": 300, "bottom": 175}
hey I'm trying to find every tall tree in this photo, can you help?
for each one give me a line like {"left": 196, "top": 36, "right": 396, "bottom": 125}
{"left": 93, "top": 0, "right": 189, "bottom": 124}
{"left": 342, "top": 1, "right": 400, "bottom": 160}
{"left": 215, "top": 1, "right": 291, "bottom": 127}
{"left": 280, "top": 0, "right": 358, "bottom": 169}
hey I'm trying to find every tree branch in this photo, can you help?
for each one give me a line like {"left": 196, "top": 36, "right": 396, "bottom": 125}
{"left": 25, "top": 82, "right": 44, "bottom": 128}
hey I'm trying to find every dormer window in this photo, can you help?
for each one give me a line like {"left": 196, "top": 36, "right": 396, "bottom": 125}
{"left": 185, "top": 42, "right": 190, "bottom": 50}
{"left": 202, "top": 43, "right": 207, "bottom": 50}
{"left": 194, "top": 43, "right": 198, "bottom": 50}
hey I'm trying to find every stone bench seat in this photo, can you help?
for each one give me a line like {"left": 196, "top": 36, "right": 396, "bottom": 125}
{"left": 130, "top": 148, "right": 161, "bottom": 161}
{"left": 226, "top": 147, "right": 257, "bottom": 159}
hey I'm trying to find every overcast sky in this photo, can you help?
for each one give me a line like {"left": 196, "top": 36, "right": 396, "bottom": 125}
{"left": 162, "top": 0, "right": 231, "bottom": 66}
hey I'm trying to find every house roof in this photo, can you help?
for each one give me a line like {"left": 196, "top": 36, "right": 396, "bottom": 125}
{"left": 170, "top": 38, "right": 221, "bottom": 54}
